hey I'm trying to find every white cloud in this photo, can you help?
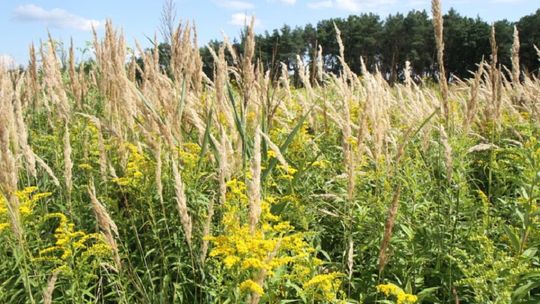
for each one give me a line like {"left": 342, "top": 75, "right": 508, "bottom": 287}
{"left": 214, "top": 0, "right": 255, "bottom": 10}
{"left": 406, "top": 0, "right": 429, "bottom": 6}
{"left": 277, "top": 0, "right": 297, "bottom": 5}
{"left": 13, "top": 4, "right": 102, "bottom": 31}
{"left": 335, "top": 0, "right": 397, "bottom": 12}
{"left": 229, "top": 13, "right": 261, "bottom": 27}
{"left": 308, "top": 0, "right": 397, "bottom": 12}
{"left": 0, "top": 54, "right": 16, "bottom": 69}
{"left": 308, "top": 1, "right": 333, "bottom": 9}
{"left": 267, "top": 0, "right": 297, "bottom": 6}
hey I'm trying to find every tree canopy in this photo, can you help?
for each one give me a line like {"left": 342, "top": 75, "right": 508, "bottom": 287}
{"left": 194, "top": 8, "right": 540, "bottom": 83}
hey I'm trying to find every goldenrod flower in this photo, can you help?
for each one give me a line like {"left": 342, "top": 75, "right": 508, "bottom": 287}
{"left": 303, "top": 272, "right": 342, "bottom": 301}
{"left": 239, "top": 279, "right": 264, "bottom": 296}
{"left": 377, "top": 283, "right": 417, "bottom": 304}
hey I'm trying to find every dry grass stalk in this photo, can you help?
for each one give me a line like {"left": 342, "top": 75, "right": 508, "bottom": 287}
{"left": 68, "top": 38, "right": 81, "bottom": 107}
{"left": 280, "top": 63, "right": 293, "bottom": 106}
{"left": 316, "top": 45, "right": 324, "bottom": 84}
{"left": 333, "top": 23, "right": 354, "bottom": 82}
{"left": 42, "top": 39, "right": 70, "bottom": 121}
{"left": 0, "top": 71, "right": 22, "bottom": 240}
{"left": 488, "top": 24, "right": 501, "bottom": 122}
{"left": 347, "top": 236, "right": 354, "bottom": 281}
{"left": 511, "top": 26, "right": 520, "bottom": 84}
{"left": 28, "top": 43, "right": 40, "bottom": 103}
{"left": 431, "top": 0, "right": 449, "bottom": 124}
{"left": 63, "top": 122, "right": 73, "bottom": 203}
{"left": 208, "top": 44, "right": 235, "bottom": 132}
{"left": 33, "top": 152, "right": 61, "bottom": 187}
{"left": 43, "top": 270, "right": 59, "bottom": 304}
{"left": 172, "top": 156, "right": 193, "bottom": 246}
{"left": 13, "top": 76, "right": 37, "bottom": 177}
{"left": 378, "top": 185, "right": 402, "bottom": 274}
{"left": 88, "top": 183, "right": 121, "bottom": 269}
{"left": 223, "top": 34, "right": 239, "bottom": 66}
{"left": 248, "top": 126, "right": 262, "bottom": 234}
{"left": 259, "top": 130, "right": 289, "bottom": 170}
{"left": 464, "top": 61, "right": 485, "bottom": 133}
{"left": 440, "top": 125, "right": 454, "bottom": 182}
{"left": 93, "top": 21, "right": 135, "bottom": 137}
{"left": 242, "top": 17, "right": 256, "bottom": 107}
{"left": 296, "top": 55, "right": 315, "bottom": 99}
{"left": 201, "top": 129, "right": 230, "bottom": 263}
{"left": 191, "top": 27, "right": 204, "bottom": 95}
{"left": 200, "top": 198, "right": 215, "bottom": 264}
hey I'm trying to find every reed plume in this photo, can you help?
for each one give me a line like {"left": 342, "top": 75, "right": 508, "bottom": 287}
{"left": 88, "top": 183, "right": 121, "bottom": 269}
{"left": 432, "top": 0, "right": 449, "bottom": 124}
{"left": 172, "top": 156, "right": 193, "bottom": 247}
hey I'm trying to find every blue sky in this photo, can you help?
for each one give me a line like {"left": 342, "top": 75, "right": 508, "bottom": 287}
{"left": 0, "top": 0, "right": 538, "bottom": 66}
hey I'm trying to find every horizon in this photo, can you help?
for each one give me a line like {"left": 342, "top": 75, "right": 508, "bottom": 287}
{"left": 0, "top": 0, "right": 539, "bottom": 67}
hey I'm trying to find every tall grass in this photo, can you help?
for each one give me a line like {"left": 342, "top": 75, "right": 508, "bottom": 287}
{"left": 1, "top": 1, "right": 540, "bottom": 303}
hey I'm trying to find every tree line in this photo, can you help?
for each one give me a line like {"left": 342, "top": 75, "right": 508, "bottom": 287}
{"left": 156, "top": 8, "right": 540, "bottom": 84}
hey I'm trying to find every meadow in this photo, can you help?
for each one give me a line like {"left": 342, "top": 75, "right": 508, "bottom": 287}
{"left": 1, "top": 1, "right": 539, "bottom": 303}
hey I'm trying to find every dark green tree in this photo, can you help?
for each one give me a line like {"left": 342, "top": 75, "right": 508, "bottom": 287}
{"left": 518, "top": 9, "right": 540, "bottom": 74}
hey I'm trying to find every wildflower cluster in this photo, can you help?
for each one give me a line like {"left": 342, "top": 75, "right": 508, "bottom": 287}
{"left": 77, "top": 122, "right": 102, "bottom": 172}
{"left": 178, "top": 142, "right": 201, "bottom": 172}
{"left": 112, "top": 143, "right": 147, "bottom": 187}
{"left": 0, "top": 196, "right": 8, "bottom": 232}
{"left": 303, "top": 272, "right": 343, "bottom": 302}
{"left": 15, "top": 187, "right": 52, "bottom": 217}
{"left": 0, "top": 187, "right": 51, "bottom": 232}
{"left": 208, "top": 179, "right": 341, "bottom": 300}
{"left": 276, "top": 164, "right": 298, "bottom": 181}
{"left": 376, "top": 283, "right": 418, "bottom": 304}
{"left": 239, "top": 279, "right": 264, "bottom": 296}
{"left": 34, "top": 213, "right": 111, "bottom": 276}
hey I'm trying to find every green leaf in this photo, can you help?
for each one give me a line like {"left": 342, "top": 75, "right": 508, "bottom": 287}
{"left": 227, "top": 82, "right": 250, "bottom": 161}
{"left": 197, "top": 109, "right": 213, "bottom": 169}
{"left": 522, "top": 247, "right": 538, "bottom": 259}
{"left": 503, "top": 224, "right": 521, "bottom": 253}
{"left": 262, "top": 107, "right": 313, "bottom": 182}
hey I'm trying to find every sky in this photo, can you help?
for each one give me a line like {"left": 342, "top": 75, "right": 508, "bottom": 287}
{"left": 0, "top": 0, "right": 539, "bottom": 67}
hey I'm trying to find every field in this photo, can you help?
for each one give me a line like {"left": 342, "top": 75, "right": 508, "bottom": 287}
{"left": 1, "top": 2, "right": 540, "bottom": 303}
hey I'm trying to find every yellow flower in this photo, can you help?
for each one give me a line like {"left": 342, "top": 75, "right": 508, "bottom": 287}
{"left": 38, "top": 212, "right": 112, "bottom": 273}
{"left": 273, "top": 221, "right": 293, "bottom": 233}
{"left": 84, "top": 243, "right": 112, "bottom": 259}
{"left": 312, "top": 159, "right": 329, "bottom": 169}
{"left": 11, "top": 186, "right": 52, "bottom": 220}
{"left": 267, "top": 150, "right": 277, "bottom": 159}
{"left": 377, "top": 283, "right": 417, "bottom": 304}
{"left": 19, "top": 206, "right": 32, "bottom": 217}
{"left": 303, "top": 272, "right": 342, "bottom": 301}
{"left": 223, "top": 255, "right": 240, "bottom": 268}
{"left": 208, "top": 180, "right": 326, "bottom": 300}
{"left": 239, "top": 279, "right": 264, "bottom": 296}
{"left": 113, "top": 143, "right": 148, "bottom": 187}
{"left": 78, "top": 163, "right": 93, "bottom": 170}
{"left": 0, "top": 223, "right": 10, "bottom": 232}
{"left": 242, "top": 258, "right": 266, "bottom": 270}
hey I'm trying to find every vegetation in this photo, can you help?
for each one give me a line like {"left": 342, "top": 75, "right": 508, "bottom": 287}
{"left": 198, "top": 7, "right": 540, "bottom": 83}
{"left": 1, "top": 1, "right": 539, "bottom": 303}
